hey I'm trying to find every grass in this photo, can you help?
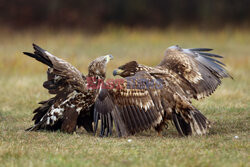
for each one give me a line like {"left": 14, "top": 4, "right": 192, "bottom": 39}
{"left": 0, "top": 28, "right": 249, "bottom": 167}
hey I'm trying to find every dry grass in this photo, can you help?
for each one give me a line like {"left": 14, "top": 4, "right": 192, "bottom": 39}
{"left": 0, "top": 28, "right": 249, "bottom": 167}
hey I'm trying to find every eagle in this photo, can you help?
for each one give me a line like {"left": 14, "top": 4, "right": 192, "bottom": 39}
{"left": 94, "top": 45, "right": 231, "bottom": 137}
{"left": 24, "top": 44, "right": 113, "bottom": 133}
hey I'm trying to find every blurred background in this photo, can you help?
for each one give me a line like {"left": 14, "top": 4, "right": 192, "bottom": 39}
{"left": 0, "top": 0, "right": 249, "bottom": 78}
{"left": 1, "top": 0, "right": 250, "bottom": 30}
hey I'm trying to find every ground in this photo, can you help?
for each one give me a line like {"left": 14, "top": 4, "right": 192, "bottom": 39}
{"left": 0, "top": 28, "right": 249, "bottom": 167}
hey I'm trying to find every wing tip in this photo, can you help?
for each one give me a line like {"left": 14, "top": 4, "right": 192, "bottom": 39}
{"left": 227, "top": 73, "right": 234, "bottom": 80}
{"left": 190, "top": 48, "right": 213, "bottom": 52}
{"left": 32, "top": 43, "right": 46, "bottom": 53}
{"left": 23, "top": 52, "right": 36, "bottom": 58}
{"left": 199, "top": 52, "right": 224, "bottom": 59}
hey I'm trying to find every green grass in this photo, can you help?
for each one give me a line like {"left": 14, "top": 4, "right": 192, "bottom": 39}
{"left": 0, "top": 28, "right": 249, "bottom": 167}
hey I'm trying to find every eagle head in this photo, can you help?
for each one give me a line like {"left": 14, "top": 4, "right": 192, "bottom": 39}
{"left": 88, "top": 54, "right": 113, "bottom": 78}
{"left": 113, "top": 61, "right": 139, "bottom": 77}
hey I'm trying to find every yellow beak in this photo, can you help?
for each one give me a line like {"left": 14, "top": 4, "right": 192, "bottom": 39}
{"left": 113, "top": 69, "right": 124, "bottom": 76}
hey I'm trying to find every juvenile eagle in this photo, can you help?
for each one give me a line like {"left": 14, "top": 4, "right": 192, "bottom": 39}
{"left": 24, "top": 44, "right": 113, "bottom": 133}
{"left": 94, "top": 45, "right": 231, "bottom": 137}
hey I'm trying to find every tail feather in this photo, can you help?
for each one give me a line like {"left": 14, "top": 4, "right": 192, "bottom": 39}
{"left": 172, "top": 112, "right": 192, "bottom": 136}
{"left": 189, "top": 109, "right": 211, "bottom": 135}
{"left": 173, "top": 108, "right": 210, "bottom": 136}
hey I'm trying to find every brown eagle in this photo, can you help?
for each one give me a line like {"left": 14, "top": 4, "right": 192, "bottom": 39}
{"left": 24, "top": 44, "right": 113, "bottom": 133}
{"left": 94, "top": 45, "right": 231, "bottom": 137}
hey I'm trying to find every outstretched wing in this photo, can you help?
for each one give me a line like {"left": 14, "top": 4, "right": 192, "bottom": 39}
{"left": 24, "top": 44, "right": 88, "bottom": 132}
{"left": 157, "top": 45, "right": 232, "bottom": 99}
{"left": 94, "top": 71, "right": 164, "bottom": 137}
{"left": 24, "top": 44, "right": 86, "bottom": 94}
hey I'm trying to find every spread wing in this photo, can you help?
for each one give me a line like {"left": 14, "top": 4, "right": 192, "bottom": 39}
{"left": 24, "top": 44, "right": 86, "bottom": 94}
{"left": 93, "top": 71, "right": 164, "bottom": 137}
{"left": 24, "top": 44, "right": 88, "bottom": 132}
{"left": 157, "top": 45, "right": 232, "bottom": 99}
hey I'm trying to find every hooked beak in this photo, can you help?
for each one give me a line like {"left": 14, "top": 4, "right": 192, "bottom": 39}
{"left": 105, "top": 54, "right": 113, "bottom": 62}
{"left": 113, "top": 69, "right": 124, "bottom": 76}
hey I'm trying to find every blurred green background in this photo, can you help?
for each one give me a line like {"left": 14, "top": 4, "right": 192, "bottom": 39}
{"left": 1, "top": 0, "right": 250, "bottom": 30}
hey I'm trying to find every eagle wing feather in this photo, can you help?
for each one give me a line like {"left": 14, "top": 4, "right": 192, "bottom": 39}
{"left": 24, "top": 43, "right": 86, "bottom": 94}
{"left": 94, "top": 71, "right": 164, "bottom": 137}
{"left": 24, "top": 44, "right": 89, "bottom": 132}
{"left": 157, "top": 45, "right": 231, "bottom": 99}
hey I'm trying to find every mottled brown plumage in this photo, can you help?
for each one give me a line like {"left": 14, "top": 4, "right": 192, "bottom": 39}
{"left": 24, "top": 44, "right": 112, "bottom": 133}
{"left": 94, "top": 71, "right": 165, "bottom": 136}
{"left": 94, "top": 45, "right": 231, "bottom": 137}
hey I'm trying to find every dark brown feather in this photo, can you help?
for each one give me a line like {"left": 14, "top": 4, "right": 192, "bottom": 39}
{"left": 107, "top": 45, "right": 231, "bottom": 137}
{"left": 24, "top": 44, "right": 111, "bottom": 133}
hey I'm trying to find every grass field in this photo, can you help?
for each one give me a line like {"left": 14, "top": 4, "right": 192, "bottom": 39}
{"left": 0, "top": 28, "right": 249, "bottom": 167}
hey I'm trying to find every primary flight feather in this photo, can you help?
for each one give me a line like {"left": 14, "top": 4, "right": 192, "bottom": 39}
{"left": 94, "top": 45, "right": 231, "bottom": 137}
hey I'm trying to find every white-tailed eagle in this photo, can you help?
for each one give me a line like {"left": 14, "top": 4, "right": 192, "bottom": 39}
{"left": 24, "top": 44, "right": 113, "bottom": 133}
{"left": 94, "top": 45, "right": 232, "bottom": 137}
